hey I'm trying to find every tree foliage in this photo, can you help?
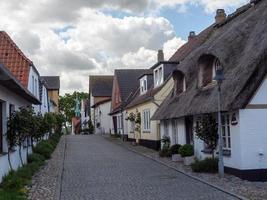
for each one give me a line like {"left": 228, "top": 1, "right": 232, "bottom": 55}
{"left": 59, "top": 91, "right": 89, "bottom": 124}
{"left": 195, "top": 114, "right": 218, "bottom": 157}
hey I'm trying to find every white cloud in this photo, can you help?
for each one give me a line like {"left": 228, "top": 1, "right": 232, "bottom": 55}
{"left": 0, "top": 0, "right": 249, "bottom": 94}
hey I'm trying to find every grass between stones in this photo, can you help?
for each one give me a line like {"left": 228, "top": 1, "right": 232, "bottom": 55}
{"left": 0, "top": 132, "right": 62, "bottom": 200}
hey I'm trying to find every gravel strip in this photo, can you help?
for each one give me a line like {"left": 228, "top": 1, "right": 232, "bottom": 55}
{"left": 27, "top": 136, "right": 66, "bottom": 200}
{"left": 106, "top": 137, "right": 267, "bottom": 200}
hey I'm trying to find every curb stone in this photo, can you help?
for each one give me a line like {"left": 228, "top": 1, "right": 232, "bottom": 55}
{"left": 55, "top": 136, "right": 67, "bottom": 200}
{"left": 106, "top": 137, "right": 248, "bottom": 200}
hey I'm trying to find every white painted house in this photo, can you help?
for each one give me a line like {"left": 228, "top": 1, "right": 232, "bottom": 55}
{"left": 0, "top": 63, "right": 40, "bottom": 182}
{"left": 89, "top": 75, "right": 113, "bottom": 134}
{"left": 152, "top": 2, "right": 267, "bottom": 181}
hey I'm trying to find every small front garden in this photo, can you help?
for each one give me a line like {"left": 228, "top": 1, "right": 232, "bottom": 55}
{"left": 0, "top": 107, "right": 64, "bottom": 200}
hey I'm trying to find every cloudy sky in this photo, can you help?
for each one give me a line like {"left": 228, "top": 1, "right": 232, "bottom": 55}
{"left": 0, "top": 0, "right": 248, "bottom": 94}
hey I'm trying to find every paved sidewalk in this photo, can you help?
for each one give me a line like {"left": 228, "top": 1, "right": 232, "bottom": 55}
{"left": 59, "top": 135, "right": 238, "bottom": 200}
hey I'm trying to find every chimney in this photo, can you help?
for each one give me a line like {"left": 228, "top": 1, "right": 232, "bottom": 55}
{"left": 157, "top": 50, "right": 164, "bottom": 62}
{"left": 215, "top": 9, "right": 226, "bottom": 24}
{"left": 188, "top": 31, "right": 196, "bottom": 41}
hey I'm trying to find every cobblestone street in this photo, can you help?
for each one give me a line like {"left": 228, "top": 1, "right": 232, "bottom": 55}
{"left": 58, "top": 135, "right": 238, "bottom": 200}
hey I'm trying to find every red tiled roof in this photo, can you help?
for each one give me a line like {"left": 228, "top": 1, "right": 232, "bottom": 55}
{"left": 0, "top": 31, "right": 32, "bottom": 88}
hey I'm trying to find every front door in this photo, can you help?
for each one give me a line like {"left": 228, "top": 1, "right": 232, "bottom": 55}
{"left": 185, "top": 116, "right": 193, "bottom": 145}
{"left": 0, "top": 102, "right": 2, "bottom": 153}
{"left": 113, "top": 116, "right": 118, "bottom": 134}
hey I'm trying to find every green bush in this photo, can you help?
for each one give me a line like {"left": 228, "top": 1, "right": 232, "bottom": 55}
{"left": 28, "top": 153, "right": 45, "bottom": 165}
{"left": 191, "top": 157, "right": 218, "bottom": 173}
{"left": 179, "top": 144, "right": 194, "bottom": 157}
{"left": 1, "top": 172, "right": 27, "bottom": 190}
{"left": 169, "top": 144, "right": 182, "bottom": 155}
{"left": 33, "top": 140, "right": 54, "bottom": 159}
{"left": 159, "top": 147, "right": 171, "bottom": 157}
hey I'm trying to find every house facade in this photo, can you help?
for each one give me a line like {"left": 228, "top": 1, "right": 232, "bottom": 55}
{"left": 125, "top": 51, "right": 178, "bottom": 150}
{"left": 152, "top": 1, "right": 267, "bottom": 181}
{"left": 110, "top": 69, "right": 147, "bottom": 139}
{"left": 0, "top": 63, "right": 40, "bottom": 182}
{"left": 0, "top": 31, "right": 50, "bottom": 114}
{"left": 89, "top": 75, "right": 113, "bottom": 134}
{"left": 41, "top": 76, "right": 60, "bottom": 113}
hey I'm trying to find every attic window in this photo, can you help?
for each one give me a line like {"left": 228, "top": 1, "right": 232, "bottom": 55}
{"left": 198, "top": 54, "right": 221, "bottom": 88}
{"left": 140, "top": 76, "right": 147, "bottom": 95}
{"left": 173, "top": 70, "right": 186, "bottom": 95}
{"left": 154, "top": 65, "right": 163, "bottom": 88}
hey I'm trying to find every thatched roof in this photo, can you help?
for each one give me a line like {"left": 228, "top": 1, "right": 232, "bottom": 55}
{"left": 152, "top": 0, "right": 267, "bottom": 120}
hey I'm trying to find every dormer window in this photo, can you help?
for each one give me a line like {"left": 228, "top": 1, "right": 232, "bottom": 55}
{"left": 173, "top": 70, "right": 186, "bottom": 95}
{"left": 154, "top": 65, "right": 163, "bottom": 88}
{"left": 140, "top": 76, "right": 148, "bottom": 95}
{"left": 198, "top": 54, "right": 221, "bottom": 88}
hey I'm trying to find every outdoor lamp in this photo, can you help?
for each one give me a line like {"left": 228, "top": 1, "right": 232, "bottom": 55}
{"left": 214, "top": 68, "right": 225, "bottom": 82}
{"left": 214, "top": 68, "right": 225, "bottom": 178}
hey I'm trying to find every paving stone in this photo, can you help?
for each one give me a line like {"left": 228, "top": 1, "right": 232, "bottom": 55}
{"left": 60, "top": 135, "right": 238, "bottom": 200}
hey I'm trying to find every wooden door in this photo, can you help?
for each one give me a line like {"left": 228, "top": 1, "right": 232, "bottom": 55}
{"left": 185, "top": 116, "right": 193, "bottom": 145}
{"left": 0, "top": 102, "right": 2, "bottom": 153}
{"left": 113, "top": 116, "right": 118, "bottom": 134}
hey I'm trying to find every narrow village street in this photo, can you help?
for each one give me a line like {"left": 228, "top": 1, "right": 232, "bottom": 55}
{"left": 57, "top": 135, "right": 237, "bottom": 200}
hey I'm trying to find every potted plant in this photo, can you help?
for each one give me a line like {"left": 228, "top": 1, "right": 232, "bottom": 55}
{"left": 170, "top": 144, "right": 182, "bottom": 162}
{"left": 179, "top": 144, "right": 194, "bottom": 165}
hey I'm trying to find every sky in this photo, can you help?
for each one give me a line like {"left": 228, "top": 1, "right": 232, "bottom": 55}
{"left": 0, "top": 0, "right": 249, "bottom": 95}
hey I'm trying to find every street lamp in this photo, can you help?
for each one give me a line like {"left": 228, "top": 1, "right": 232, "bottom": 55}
{"left": 214, "top": 68, "right": 225, "bottom": 178}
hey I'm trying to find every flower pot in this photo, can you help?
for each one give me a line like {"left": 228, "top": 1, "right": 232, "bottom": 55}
{"left": 183, "top": 156, "right": 194, "bottom": 166}
{"left": 172, "top": 154, "right": 183, "bottom": 162}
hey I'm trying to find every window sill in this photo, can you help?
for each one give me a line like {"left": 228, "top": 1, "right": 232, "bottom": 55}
{"left": 201, "top": 148, "right": 213, "bottom": 154}
{"left": 216, "top": 150, "right": 231, "bottom": 157}
{"left": 142, "top": 130, "right": 151, "bottom": 133}
{"left": 200, "top": 82, "right": 217, "bottom": 90}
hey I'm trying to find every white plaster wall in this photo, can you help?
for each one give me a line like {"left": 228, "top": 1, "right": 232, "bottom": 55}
{"left": 95, "top": 101, "right": 112, "bottom": 134}
{"left": 40, "top": 85, "right": 49, "bottom": 115}
{"left": 249, "top": 78, "right": 267, "bottom": 104}
{"left": 27, "top": 66, "right": 40, "bottom": 114}
{"left": 193, "top": 113, "right": 242, "bottom": 169}
{"left": 0, "top": 85, "right": 33, "bottom": 182}
{"left": 239, "top": 109, "right": 267, "bottom": 170}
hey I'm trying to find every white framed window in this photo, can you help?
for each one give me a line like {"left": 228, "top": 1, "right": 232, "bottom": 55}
{"left": 154, "top": 66, "right": 164, "bottom": 87}
{"left": 142, "top": 109, "right": 150, "bottom": 131}
{"left": 140, "top": 76, "right": 147, "bottom": 95}
{"left": 222, "top": 114, "right": 231, "bottom": 150}
{"left": 172, "top": 119, "right": 178, "bottom": 144}
{"left": 164, "top": 120, "right": 169, "bottom": 136}
{"left": 212, "top": 58, "right": 221, "bottom": 79}
{"left": 35, "top": 78, "right": 38, "bottom": 96}
{"left": 31, "top": 76, "right": 34, "bottom": 93}
{"left": 130, "top": 121, "right": 135, "bottom": 133}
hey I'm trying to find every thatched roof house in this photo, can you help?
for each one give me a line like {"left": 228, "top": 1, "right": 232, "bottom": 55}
{"left": 152, "top": 0, "right": 267, "bottom": 120}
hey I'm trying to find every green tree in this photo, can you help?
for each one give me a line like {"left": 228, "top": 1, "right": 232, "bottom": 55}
{"left": 195, "top": 114, "right": 218, "bottom": 158}
{"left": 59, "top": 92, "right": 89, "bottom": 134}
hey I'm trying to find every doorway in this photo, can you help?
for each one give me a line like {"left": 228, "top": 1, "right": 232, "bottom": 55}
{"left": 113, "top": 116, "right": 117, "bottom": 134}
{"left": 0, "top": 102, "right": 2, "bottom": 153}
{"left": 185, "top": 116, "right": 193, "bottom": 145}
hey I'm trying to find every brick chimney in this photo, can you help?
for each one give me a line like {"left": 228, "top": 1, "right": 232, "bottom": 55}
{"left": 215, "top": 9, "right": 226, "bottom": 24}
{"left": 188, "top": 31, "right": 196, "bottom": 41}
{"left": 157, "top": 50, "right": 164, "bottom": 62}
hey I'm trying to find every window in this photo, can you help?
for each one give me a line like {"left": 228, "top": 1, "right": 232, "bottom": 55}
{"left": 140, "top": 76, "right": 147, "bottom": 95}
{"left": 172, "top": 119, "right": 178, "bottom": 144}
{"left": 222, "top": 114, "right": 231, "bottom": 150}
{"left": 198, "top": 55, "right": 221, "bottom": 87}
{"left": 142, "top": 109, "right": 150, "bottom": 131}
{"left": 31, "top": 76, "right": 34, "bottom": 93}
{"left": 173, "top": 70, "right": 186, "bottom": 95}
{"left": 35, "top": 79, "right": 38, "bottom": 96}
{"left": 154, "top": 66, "right": 164, "bottom": 87}
{"left": 164, "top": 120, "right": 169, "bottom": 136}
{"left": 9, "top": 104, "right": 15, "bottom": 118}
{"left": 130, "top": 121, "right": 135, "bottom": 133}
